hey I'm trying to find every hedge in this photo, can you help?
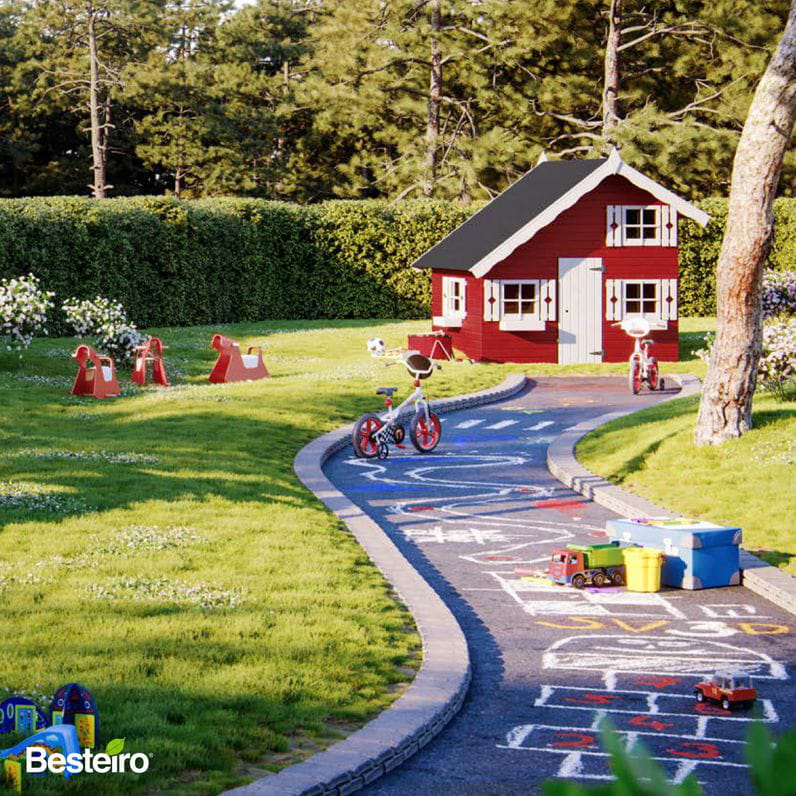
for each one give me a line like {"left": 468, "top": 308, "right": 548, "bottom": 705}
{"left": 1, "top": 195, "right": 795, "bottom": 329}
{"left": 0, "top": 197, "right": 473, "bottom": 331}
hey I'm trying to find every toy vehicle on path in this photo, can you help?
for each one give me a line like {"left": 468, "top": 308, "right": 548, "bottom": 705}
{"left": 548, "top": 543, "right": 626, "bottom": 588}
{"left": 694, "top": 671, "right": 757, "bottom": 711}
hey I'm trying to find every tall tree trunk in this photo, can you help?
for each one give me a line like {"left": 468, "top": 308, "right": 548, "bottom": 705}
{"left": 694, "top": 0, "right": 796, "bottom": 445}
{"left": 87, "top": 5, "right": 106, "bottom": 199}
{"left": 422, "top": 0, "right": 442, "bottom": 198}
{"left": 602, "top": 0, "right": 622, "bottom": 148}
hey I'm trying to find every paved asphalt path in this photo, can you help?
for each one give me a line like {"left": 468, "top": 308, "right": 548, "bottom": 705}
{"left": 323, "top": 377, "right": 796, "bottom": 796}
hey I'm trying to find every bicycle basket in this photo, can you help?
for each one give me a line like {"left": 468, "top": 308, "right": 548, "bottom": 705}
{"left": 403, "top": 353, "right": 434, "bottom": 379}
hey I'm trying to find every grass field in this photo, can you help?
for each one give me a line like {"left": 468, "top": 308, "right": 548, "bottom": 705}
{"left": 0, "top": 319, "right": 523, "bottom": 794}
{"left": 578, "top": 317, "right": 796, "bottom": 576}
{"left": 1, "top": 316, "right": 791, "bottom": 793}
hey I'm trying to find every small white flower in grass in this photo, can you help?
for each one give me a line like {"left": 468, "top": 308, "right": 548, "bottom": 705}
{"left": 88, "top": 577, "right": 244, "bottom": 609}
{"left": 0, "top": 481, "right": 89, "bottom": 514}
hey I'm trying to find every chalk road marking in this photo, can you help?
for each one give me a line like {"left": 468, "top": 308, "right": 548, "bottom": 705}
{"left": 527, "top": 420, "right": 555, "bottom": 431}
{"left": 484, "top": 419, "right": 519, "bottom": 430}
{"left": 543, "top": 636, "right": 789, "bottom": 680}
{"left": 488, "top": 573, "right": 688, "bottom": 619}
{"left": 455, "top": 418, "right": 485, "bottom": 429}
{"left": 533, "top": 684, "right": 779, "bottom": 723}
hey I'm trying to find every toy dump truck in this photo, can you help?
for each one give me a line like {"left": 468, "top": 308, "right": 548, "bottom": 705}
{"left": 548, "top": 543, "right": 626, "bottom": 588}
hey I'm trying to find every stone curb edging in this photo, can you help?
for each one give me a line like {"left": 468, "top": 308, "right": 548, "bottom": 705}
{"left": 546, "top": 374, "right": 796, "bottom": 617}
{"left": 224, "top": 373, "right": 528, "bottom": 796}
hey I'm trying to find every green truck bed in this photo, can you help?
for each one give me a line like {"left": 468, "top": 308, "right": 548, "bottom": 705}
{"left": 567, "top": 543, "right": 624, "bottom": 569}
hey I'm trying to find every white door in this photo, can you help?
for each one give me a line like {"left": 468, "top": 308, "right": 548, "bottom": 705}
{"left": 558, "top": 257, "right": 603, "bottom": 364}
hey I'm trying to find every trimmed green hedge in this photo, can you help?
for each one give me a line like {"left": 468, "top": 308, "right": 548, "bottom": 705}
{"left": 679, "top": 198, "right": 796, "bottom": 315}
{"left": 0, "top": 196, "right": 794, "bottom": 328}
{"left": 0, "top": 197, "right": 472, "bottom": 331}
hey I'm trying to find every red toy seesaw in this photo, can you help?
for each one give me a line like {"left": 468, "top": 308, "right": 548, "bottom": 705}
{"left": 208, "top": 334, "right": 270, "bottom": 383}
{"left": 71, "top": 345, "right": 121, "bottom": 399}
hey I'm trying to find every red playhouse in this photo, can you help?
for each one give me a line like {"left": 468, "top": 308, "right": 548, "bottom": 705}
{"left": 132, "top": 337, "right": 169, "bottom": 387}
{"left": 70, "top": 345, "right": 120, "bottom": 399}
{"left": 208, "top": 334, "right": 270, "bottom": 383}
{"left": 412, "top": 149, "right": 709, "bottom": 363}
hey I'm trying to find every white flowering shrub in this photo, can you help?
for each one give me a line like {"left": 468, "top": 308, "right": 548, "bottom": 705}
{"left": 758, "top": 316, "right": 796, "bottom": 399}
{"left": 696, "top": 317, "right": 796, "bottom": 400}
{"left": 0, "top": 274, "right": 55, "bottom": 353}
{"left": 762, "top": 270, "right": 796, "bottom": 319}
{"left": 62, "top": 296, "right": 142, "bottom": 363}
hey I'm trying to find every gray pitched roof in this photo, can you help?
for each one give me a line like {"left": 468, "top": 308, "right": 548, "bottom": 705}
{"left": 413, "top": 158, "right": 607, "bottom": 271}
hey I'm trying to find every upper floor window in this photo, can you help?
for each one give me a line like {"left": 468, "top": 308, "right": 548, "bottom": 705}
{"left": 606, "top": 204, "right": 677, "bottom": 247}
{"left": 623, "top": 207, "right": 659, "bottom": 245}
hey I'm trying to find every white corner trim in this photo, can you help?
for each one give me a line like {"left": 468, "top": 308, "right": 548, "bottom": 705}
{"left": 432, "top": 316, "right": 463, "bottom": 328}
{"left": 498, "top": 318, "right": 546, "bottom": 332}
{"left": 470, "top": 150, "right": 709, "bottom": 279}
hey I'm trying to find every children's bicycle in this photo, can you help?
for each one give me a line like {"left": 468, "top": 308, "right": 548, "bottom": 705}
{"left": 352, "top": 341, "right": 442, "bottom": 459}
{"left": 614, "top": 318, "right": 665, "bottom": 394}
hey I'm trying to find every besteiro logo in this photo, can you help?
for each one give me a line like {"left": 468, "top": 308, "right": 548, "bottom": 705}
{"left": 25, "top": 737, "right": 151, "bottom": 775}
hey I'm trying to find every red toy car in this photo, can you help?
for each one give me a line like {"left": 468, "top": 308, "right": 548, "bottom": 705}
{"left": 694, "top": 671, "right": 757, "bottom": 711}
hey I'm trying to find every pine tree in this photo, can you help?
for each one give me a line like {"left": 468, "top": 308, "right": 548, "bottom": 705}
{"left": 19, "top": 0, "right": 165, "bottom": 197}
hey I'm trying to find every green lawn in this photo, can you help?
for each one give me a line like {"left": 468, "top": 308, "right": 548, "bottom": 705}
{"left": 0, "top": 319, "right": 525, "bottom": 794}
{"left": 578, "top": 317, "right": 796, "bottom": 576}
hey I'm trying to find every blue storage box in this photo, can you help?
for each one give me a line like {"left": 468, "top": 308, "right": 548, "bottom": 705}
{"left": 605, "top": 517, "right": 741, "bottom": 590}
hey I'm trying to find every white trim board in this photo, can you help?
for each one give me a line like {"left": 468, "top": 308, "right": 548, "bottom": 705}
{"left": 469, "top": 148, "right": 709, "bottom": 278}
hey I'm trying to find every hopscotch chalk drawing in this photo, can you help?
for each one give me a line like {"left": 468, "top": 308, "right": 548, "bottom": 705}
{"left": 500, "top": 635, "right": 788, "bottom": 787}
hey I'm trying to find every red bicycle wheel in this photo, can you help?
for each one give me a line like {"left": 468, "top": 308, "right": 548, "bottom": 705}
{"left": 352, "top": 413, "right": 383, "bottom": 458}
{"left": 410, "top": 411, "right": 441, "bottom": 453}
{"left": 647, "top": 360, "right": 659, "bottom": 390}
{"left": 629, "top": 359, "right": 642, "bottom": 394}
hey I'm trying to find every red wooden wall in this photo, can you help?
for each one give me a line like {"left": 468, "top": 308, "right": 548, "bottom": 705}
{"left": 430, "top": 174, "right": 679, "bottom": 363}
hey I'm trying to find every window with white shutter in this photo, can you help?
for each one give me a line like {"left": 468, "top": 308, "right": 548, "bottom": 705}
{"left": 606, "top": 205, "right": 677, "bottom": 247}
{"left": 433, "top": 276, "right": 467, "bottom": 327}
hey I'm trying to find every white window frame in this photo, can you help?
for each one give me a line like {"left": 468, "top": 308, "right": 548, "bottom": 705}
{"left": 623, "top": 280, "right": 660, "bottom": 319}
{"left": 498, "top": 279, "right": 545, "bottom": 331}
{"left": 433, "top": 276, "right": 467, "bottom": 328}
{"left": 621, "top": 205, "right": 661, "bottom": 246}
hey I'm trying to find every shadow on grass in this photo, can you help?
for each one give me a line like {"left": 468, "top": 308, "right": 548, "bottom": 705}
{"left": 679, "top": 329, "right": 709, "bottom": 361}
{"left": 750, "top": 549, "right": 795, "bottom": 569}
{"left": 753, "top": 404, "right": 796, "bottom": 428}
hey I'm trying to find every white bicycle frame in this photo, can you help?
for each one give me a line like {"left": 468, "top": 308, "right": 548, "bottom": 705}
{"left": 370, "top": 351, "right": 432, "bottom": 443}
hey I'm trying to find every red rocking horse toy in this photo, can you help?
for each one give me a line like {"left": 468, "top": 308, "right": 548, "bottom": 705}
{"left": 132, "top": 337, "right": 169, "bottom": 387}
{"left": 208, "top": 334, "right": 270, "bottom": 383}
{"left": 70, "top": 345, "right": 121, "bottom": 399}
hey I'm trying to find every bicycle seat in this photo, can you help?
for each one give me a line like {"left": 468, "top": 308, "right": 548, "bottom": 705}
{"left": 376, "top": 387, "right": 398, "bottom": 397}
{"left": 403, "top": 353, "right": 435, "bottom": 379}
{"left": 642, "top": 339, "right": 655, "bottom": 346}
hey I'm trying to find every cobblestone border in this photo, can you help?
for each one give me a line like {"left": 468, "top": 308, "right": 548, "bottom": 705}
{"left": 224, "top": 373, "right": 527, "bottom": 796}
{"left": 546, "top": 374, "right": 796, "bottom": 617}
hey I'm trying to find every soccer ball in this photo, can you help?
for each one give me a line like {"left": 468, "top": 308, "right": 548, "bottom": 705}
{"left": 367, "top": 337, "right": 386, "bottom": 353}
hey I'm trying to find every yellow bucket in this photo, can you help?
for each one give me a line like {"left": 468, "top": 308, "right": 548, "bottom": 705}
{"left": 622, "top": 547, "right": 665, "bottom": 592}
